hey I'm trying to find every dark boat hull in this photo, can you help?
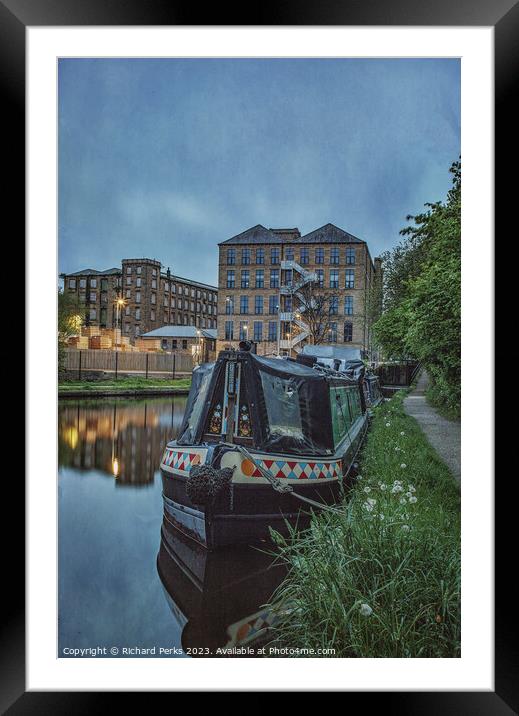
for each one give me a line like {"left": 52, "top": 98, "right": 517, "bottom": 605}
{"left": 160, "top": 474, "right": 343, "bottom": 549}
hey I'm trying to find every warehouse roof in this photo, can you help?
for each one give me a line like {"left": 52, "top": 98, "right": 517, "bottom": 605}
{"left": 61, "top": 267, "right": 121, "bottom": 277}
{"left": 140, "top": 326, "right": 217, "bottom": 339}
{"left": 219, "top": 222, "right": 365, "bottom": 246}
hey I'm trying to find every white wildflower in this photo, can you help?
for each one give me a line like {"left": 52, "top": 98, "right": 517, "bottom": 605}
{"left": 400, "top": 431, "right": 405, "bottom": 436}
{"left": 385, "top": 422, "right": 391, "bottom": 427}
{"left": 400, "top": 497, "right": 407, "bottom": 505}
{"left": 408, "top": 485, "right": 416, "bottom": 493}
{"left": 363, "top": 498, "right": 377, "bottom": 512}
{"left": 379, "top": 483, "right": 387, "bottom": 491}
{"left": 359, "top": 603, "right": 373, "bottom": 617}
{"left": 401, "top": 524, "right": 410, "bottom": 532}
{"left": 379, "top": 513, "right": 385, "bottom": 521}
{"left": 391, "top": 484, "right": 403, "bottom": 493}
{"left": 409, "top": 496, "right": 417, "bottom": 504}
{"left": 406, "top": 491, "right": 413, "bottom": 498}
{"left": 400, "top": 463, "right": 407, "bottom": 469}
{"left": 364, "top": 486, "right": 371, "bottom": 493}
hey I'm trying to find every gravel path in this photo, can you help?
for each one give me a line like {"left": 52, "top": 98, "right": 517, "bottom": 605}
{"left": 403, "top": 371, "right": 461, "bottom": 482}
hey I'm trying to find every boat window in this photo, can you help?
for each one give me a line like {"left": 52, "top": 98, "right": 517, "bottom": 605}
{"left": 179, "top": 365, "right": 214, "bottom": 442}
{"left": 260, "top": 371, "right": 303, "bottom": 440}
{"left": 348, "top": 388, "right": 362, "bottom": 420}
{"left": 330, "top": 386, "right": 353, "bottom": 446}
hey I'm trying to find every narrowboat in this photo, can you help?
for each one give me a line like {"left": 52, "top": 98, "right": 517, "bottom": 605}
{"left": 159, "top": 343, "right": 378, "bottom": 549}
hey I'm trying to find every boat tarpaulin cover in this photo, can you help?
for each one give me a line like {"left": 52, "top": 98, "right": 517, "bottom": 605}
{"left": 176, "top": 351, "right": 361, "bottom": 456}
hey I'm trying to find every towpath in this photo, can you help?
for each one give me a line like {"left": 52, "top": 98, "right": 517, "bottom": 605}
{"left": 403, "top": 371, "right": 461, "bottom": 482}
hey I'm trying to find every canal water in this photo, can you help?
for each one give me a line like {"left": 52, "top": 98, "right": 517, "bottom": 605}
{"left": 58, "top": 397, "right": 285, "bottom": 658}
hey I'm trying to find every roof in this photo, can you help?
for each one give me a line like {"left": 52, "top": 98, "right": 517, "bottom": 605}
{"left": 160, "top": 273, "right": 218, "bottom": 292}
{"left": 140, "top": 326, "right": 217, "bottom": 340}
{"left": 61, "top": 267, "right": 121, "bottom": 277}
{"left": 218, "top": 224, "right": 282, "bottom": 246}
{"left": 219, "top": 222, "right": 365, "bottom": 246}
{"left": 298, "top": 223, "right": 364, "bottom": 244}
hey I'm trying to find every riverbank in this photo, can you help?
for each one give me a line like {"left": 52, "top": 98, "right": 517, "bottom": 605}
{"left": 270, "top": 391, "right": 461, "bottom": 658}
{"left": 58, "top": 376, "right": 191, "bottom": 398}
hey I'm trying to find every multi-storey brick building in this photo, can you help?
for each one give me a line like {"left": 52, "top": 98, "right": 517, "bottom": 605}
{"left": 61, "top": 258, "right": 218, "bottom": 342}
{"left": 216, "top": 223, "right": 382, "bottom": 358}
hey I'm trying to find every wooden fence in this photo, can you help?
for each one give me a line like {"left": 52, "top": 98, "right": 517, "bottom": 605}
{"left": 64, "top": 349, "right": 194, "bottom": 378}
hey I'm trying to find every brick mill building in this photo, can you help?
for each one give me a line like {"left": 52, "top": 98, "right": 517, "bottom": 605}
{"left": 61, "top": 258, "right": 218, "bottom": 342}
{"left": 216, "top": 224, "right": 382, "bottom": 357}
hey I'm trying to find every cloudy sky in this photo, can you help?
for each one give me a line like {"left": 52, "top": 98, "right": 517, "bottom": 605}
{"left": 59, "top": 58, "right": 460, "bottom": 285}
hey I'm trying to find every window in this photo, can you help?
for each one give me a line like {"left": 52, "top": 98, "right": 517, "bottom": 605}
{"left": 256, "top": 248, "right": 264, "bottom": 264}
{"left": 135, "top": 325, "right": 140, "bottom": 336}
{"left": 225, "top": 321, "right": 234, "bottom": 340}
{"left": 136, "top": 277, "right": 141, "bottom": 287}
{"left": 151, "top": 293, "right": 156, "bottom": 304}
{"left": 135, "top": 308, "right": 141, "bottom": 320}
{"left": 271, "top": 247, "right": 280, "bottom": 264}
{"left": 90, "top": 278, "right": 97, "bottom": 288}
{"left": 330, "top": 386, "right": 353, "bottom": 447}
{"left": 136, "top": 266, "right": 142, "bottom": 275}
{"left": 126, "top": 266, "right": 132, "bottom": 274}
{"left": 255, "top": 295, "right": 263, "bottom": 314}
{"left": 152, "top": 268, "right": 157, "bottom": 276}
{"left": 328, "top": 322, "right": 338, "bottom": 343}
{"left": 135, "top": 292, "right": 141, "bottom": 303}
{"left": 330, "top": 247, "right": 340, "bottom": 265}
{"left": 162, "top": 339, "right": 169, "bottom": 350}
{"left": 126, "top": 277, "right": 132, "bottom": 286}
{"left": 225, "top": 296, "right": 234, "bottom": 315}
{"left": 268, "top": 321, "right": 278, "bottom": 341}
{"left": 79, "top": 279, "right": 86, "bottom": 288}
{"left": 89, "top": 292, "right": 97, "bottom": 302}
{"left": 346, "top": 247, "right": 356, "bottom": 265}
{"left": 283, "top": 269, "right": 293, "bottom": 287}
{"left": 151, "top": 310, "right": 156, "bottom": 321}
{"left": 316, "top": 269, "right": 324, "bottom": 288}
{"left": 285, "top": 247, "right": 294, "bottom": 261}
{"left": 241, "top": 248, "right": 250, "bottom": 265}
{"left": 172, "top": 284, "right": 176, "bottom": 293}
{"left": 182, "top": 339, "right": 188, "bottom": 350}
{"left": 125, "top": 289, "right": 131, "bottom": 299}
{"left": 101, "top": 279, "right": 107, "bottom": 291}
{"left": 239, "top": 321, "right": 248, "bottom": 341}
{"left": 240, "top": 296, "right": 249, "bottom": 314}
{"left": 172, "top": 339, "right": 178, "bottom": 349}
{"left": 269, "top": 295, "right": 279, "bottom": 314}
{"left": 125, "top": 305, "right": 130, "bottom": 315}
{"left": 260, "top": 371, "right": 303, "bottom": 440}
{"left": 344, "top": 296, "right": 353, "bottom": 315}
{"left": 300, "top": 247, "right": 309, "bottom": 265}
{"left": 68, "top": 279, "right": 76, "bottom": 289}
{"left": 89, "top": 308, "right": 97, "bottom": 320}
{"left": 255, "top": 269, "right": 264, "bottom": 288}
{"left": 227, "top": 248, "right": 236, "bottom": 265}
{"left": 315, "top": 247, "right": 324, "bottom": 264}
{"left": 345, "top": 269, "right": 355, "bottom": 289}
{"left": 124, "top": 322, "right": 130, "bottom": 334}
{"left": 171, "top": 298, "right": 176, "bottom": 308}
{"left": 226, "top": 270, "right": 235, "bottom": 288}
{"left": 241, "top": 270, "right": 250, "bottom": 289}
{"left": 283, "top": 295, "right": 293, "bottom": 312}
{"left": 330, "top": 270, "right": 339, "bottom": 289}
{"left": 329, "top": 296, "right": 339, "bottom": 315}
{"left": 152, "top": 279, "right": 157, "bottom": 289}
{"left": 253, "top": 321, "right": 263, "bottom": 342}
{"left": 344, "top": 321, "right": 353, "bottom": 342}
{"left": 270, "top": 269, "right": 279, "bottom": 288}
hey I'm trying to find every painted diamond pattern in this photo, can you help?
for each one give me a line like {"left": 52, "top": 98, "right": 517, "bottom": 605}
{"left": 250, "top": 458, "right": 340, "bottom": 480}
{"left": 162, "top": 449, "right": 202, "bottom": 473}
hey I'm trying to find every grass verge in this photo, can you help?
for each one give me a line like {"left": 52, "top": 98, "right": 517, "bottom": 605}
{"left": 58, "top": 377, "right": 191, "bottom": 392}
{"left": 269, "top": 392, "right": 461, "bottom": 658}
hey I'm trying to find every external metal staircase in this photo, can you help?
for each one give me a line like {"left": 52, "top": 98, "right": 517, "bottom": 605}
{"left": 279, "top": 260, "right": 317, "bottom": 352}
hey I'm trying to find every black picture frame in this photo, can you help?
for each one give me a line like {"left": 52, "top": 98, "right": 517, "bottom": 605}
{"left": 6, "top": 0, "right": 512, "bottom": 708}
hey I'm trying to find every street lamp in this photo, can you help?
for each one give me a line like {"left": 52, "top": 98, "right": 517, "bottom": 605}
{"left": 114, "top": 297, "right": 126, "bottom": 350}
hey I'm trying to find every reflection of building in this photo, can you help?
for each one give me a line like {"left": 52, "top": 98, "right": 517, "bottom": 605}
{"left": 61, "top": 258, "right": 218, "bottom": 341}
{"left": 139, "top": 326, "right": 217, "bottom": 363}
{"left": 216, "top": 224, "right": 382, "bottom": 357}
{"left": 58, "top": 399, "right": 186, "bottom": 486}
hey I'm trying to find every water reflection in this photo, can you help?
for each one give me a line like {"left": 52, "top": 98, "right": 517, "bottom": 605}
{"left": 58, "top": 396, "right": 286, "bottom": 658}
{"left": 59, "top": 398, "right": 185, "bottom": 486}
{"left": 157, "top": 518, "right": 286, "bottom": 656}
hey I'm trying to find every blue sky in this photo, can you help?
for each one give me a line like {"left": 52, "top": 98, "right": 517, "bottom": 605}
{"left": 59, "top": 58, "right": 460, "bottom": 285}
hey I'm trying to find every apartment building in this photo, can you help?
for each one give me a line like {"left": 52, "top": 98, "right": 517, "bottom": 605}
{"left": 61, "top": 258, "right": 218, "bottom": 342}
{"left": 216, "top": 223, "right": 382, "bottom": 357}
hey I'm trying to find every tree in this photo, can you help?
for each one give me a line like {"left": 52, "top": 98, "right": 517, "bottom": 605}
{"left": 293, "top": 282, "right": 340, "bottom": 345}
{"left": 58, "top": 289, "right": 84, "bottom": 374}
{"left": 373, "top": 160, "right": 461, "bottom": 416}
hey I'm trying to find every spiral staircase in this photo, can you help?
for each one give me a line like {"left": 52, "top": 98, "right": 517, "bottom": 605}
{"left": 278, "top": 260, "right": 317, "bottom": 352}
